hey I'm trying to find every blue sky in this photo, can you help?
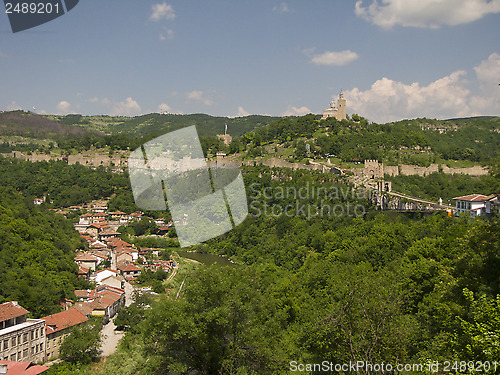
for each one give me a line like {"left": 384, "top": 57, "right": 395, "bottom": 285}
{"left": 1, "top": 0, "right": 499, "bottom": 123}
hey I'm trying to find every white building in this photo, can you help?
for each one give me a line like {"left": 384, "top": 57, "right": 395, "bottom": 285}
{"left": 0, "top": 302, "right": 46, "bottom": 363}
{"left": 453, "top": 194, "right": 488, "bottom": 217}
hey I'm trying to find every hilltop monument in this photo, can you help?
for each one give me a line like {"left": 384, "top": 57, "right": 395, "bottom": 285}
{"left": 321, "top": 92, "right": 346, "bottom": 121}
{"left": 217, "top": 123, "right": 232, "bottom": 145}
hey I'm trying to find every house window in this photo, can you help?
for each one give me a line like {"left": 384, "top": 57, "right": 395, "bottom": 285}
{"left": 11, "top": 337, "right": 16, "bottom": 346}
{"left": 23, "top": 333, "right": 28, "bottom": 343}
{"left": 10, "top": 353, "right": 16, "bottom": 361}
{"left": 35, "top": 329, "right": 39, "bottom": 338}
{"left": 30, "top": 330, "right": 34, "bottom": 340}
{"left": 3, "top": 340, "right": 8, "bottom": 350}
{"left": 40, "top": 343, "right": 43, "bottom": 350}
{"left": 23, "top": 348, "right": 28, "bottom": 358}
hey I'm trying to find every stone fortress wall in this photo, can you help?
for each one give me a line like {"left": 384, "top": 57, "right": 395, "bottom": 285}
{"left": 358, "top": 159, "right": 488, "bottom": 178}
{"left": 1, "top": 151, "right": 488, "bottom": 178}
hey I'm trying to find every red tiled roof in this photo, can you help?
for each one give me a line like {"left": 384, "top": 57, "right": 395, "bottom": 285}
{"left": 78, "top": 266, "right": 90, "bottom": 275}
{"left": 0, "top": 361, "right": 50, "bottom": 375}
{"left": 0, "top": 301, "right": 29, "bottom": 321}
{"left": 110, "top": 211, "right": 127, "bottom": 215}
{"left": 119, "top": 264, "right": 141, "bottom": 272}
{"left": 73, "top": 303, "right": 93, "bottom": 317}
{"left": 453, "top": 194, "right": 489, "bottom": 201}
{"left": 74, "top": 254, "right": 99, "bottom": 262}
{"left": 88, "top": 223, "right": 111, "bottom": 229}
{"left": 42, "top": 308, "right": 88, "bottom": 335}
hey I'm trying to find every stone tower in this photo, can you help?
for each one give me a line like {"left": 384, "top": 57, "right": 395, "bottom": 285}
{"left": 321, "top": 92, "right": 347, "bottom": 121}
{"left": 337, "top": 92, "right": 346, "bottom": 120}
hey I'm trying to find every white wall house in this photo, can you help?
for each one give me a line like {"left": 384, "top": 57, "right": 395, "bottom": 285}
{"left": 453, "top": 194, "right": 488, "bottom": 217}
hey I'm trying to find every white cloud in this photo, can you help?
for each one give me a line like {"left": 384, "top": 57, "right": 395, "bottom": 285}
{"left": 236, "top": 106, "right": 250, "bottom": 117}
{"left": 470, "top": 53, "right": 500, "bottom": 113}
{"left": 273, "top": 2, "right": 291, "bottom": 13}
{"left": 310, "top": 50, "right": 359, "bottom": 66}
{"left": 355, "top": 0, "right": 500, "bottom": 29}
{"left": 5, "top": 101, "right": 21, "bottom": 111}
{"left": 157, "top": 103, "right": 172, "bottom": 113}
{"left": 56, "top": 100, "right": 72, "bottom": 114}
{"left": 282, "top": 105, "right": 311, "bottom": 116}
{"left": 474, "top": 52, "right": 500, "bottom": 83}
{"left": 89, "top": 97, "right": 99, "bottom": 103}
{"left": 344, "top": 70, "right": 473, "bottom": 122}
{"left": 110, "top": 97, "right": 142, "bottom": 116}
{"left": 159, "top": 28, "right": 174, "bottom": 40}
{"left": 186, "top": 90, "right": 214, "bottom": 106}
{"left": 150, "top": 2, "right": 176, "bottom": 21}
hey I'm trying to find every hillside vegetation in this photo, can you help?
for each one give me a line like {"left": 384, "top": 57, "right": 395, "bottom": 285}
{"left": 0, "top": 186, "right": 88, "bottom": 317}
{"left": 0, "top": 111, "right": 100, "bottom": 139}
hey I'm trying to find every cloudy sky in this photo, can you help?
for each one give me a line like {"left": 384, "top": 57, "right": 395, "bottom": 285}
{"left": 1, "top": 0, "right": 499, "bottom": 123}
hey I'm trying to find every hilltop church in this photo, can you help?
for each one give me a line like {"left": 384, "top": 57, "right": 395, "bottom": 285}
{"left": 321, "top": 92, "right": 346, "bottom": 121}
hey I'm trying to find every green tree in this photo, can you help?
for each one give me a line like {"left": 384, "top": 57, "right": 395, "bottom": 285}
{"left": 59, "top": 318, "right": 102, "bottom": 364}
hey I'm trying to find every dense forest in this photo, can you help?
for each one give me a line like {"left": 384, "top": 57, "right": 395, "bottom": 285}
{"left": 0, "top": 157, "right": 130, "bottom": 207}
{"left": 91, "top": 166, "right": 500, "bottom": 375}
{"left": 0, "top": 186, "right": 88, "bottom": 317}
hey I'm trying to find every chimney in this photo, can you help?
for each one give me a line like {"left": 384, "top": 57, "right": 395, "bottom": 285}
{"left": 0, "top": 364, "right": 8, "bottom": 374}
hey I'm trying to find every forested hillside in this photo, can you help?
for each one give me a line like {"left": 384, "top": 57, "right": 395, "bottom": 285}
{"left": 99, "top": 165, "right": 500, "bottom": 374}
{"left": 0, "top": 157, "right": 130, "bottom": 207}
{"left": 49, "top": 113, "right": 278, "bottom": 138}
{"left": 234, "top": 115, "right": 500, "bottom": 165}
{"left": 0, "top": 186, "right": 88, "bottom": 317}
{"left": 0, "top": 111, "right": 100, "bottom": 139}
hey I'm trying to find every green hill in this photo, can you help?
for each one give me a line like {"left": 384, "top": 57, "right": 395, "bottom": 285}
{"left": 0, "top": 110, "right": 102, "bottom": 139}
{"left": 50, "top": 113, "right": 279, "bottom": 138}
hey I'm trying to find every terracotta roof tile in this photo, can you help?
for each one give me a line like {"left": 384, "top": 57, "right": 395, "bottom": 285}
{"left": 453, "top": 194, "right": 489, "bottom": 201}
{"left": 0, "top": 361, "right": 50, "bottom": 375}
{"left": 0, "top": 301, "right": 29, "bottom": 321}
{"left": 41, "top": 308, "right": 88, "bottom": 335}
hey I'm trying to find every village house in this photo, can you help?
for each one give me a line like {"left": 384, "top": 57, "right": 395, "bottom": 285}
{"left": 98, "top": 229, "right": 120, "bottom": 242}
{"left": 485, "top": 194, "right": 500, "bottom": 217}
{"left": 100, "top": 275, "right": 124, "bottom": 289}
{"left": 453, "top": 194, "right": 489, "bottom": 217}
{"left": 109, "top": 211, "right": 127, "bottom": 221}
{"left": 74, "top": 285, "right": 125, "bottom": 321}
{"left": 157, "top": 226, "right": 170, "bottom": 236}
{"left": 117, "top": 262, "right": 142, "bottom": 280}
{"left": 74, "top": 253, "right": 99, "bottom": 272}
{"left": 78, "top": 265, "right": 91, "bottom": 281}
{"left": 0, "top": 302, "right": 46, "bottom": 363}
{"left": 41, "top": 308, "right": 88, "bottom": 361}
{"left": 91, "top": 204, "right": 107, "bottom": 213}
{"left": 91, "top": 269, "right": 122, "bottom": 286}
{"left": 0, "top": 360, "right": 49, "bottom": 374}
{"left": 85, "top": 222, "right": 111, "bottom": 238}
{"left": 116, "top": 251, "right": 133, "bottom": 265}
{"left": 78, "top": 213, "right": 93, "bottom": 225}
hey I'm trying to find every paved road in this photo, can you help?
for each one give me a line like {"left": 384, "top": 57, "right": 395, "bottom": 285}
{"left": 99, "top": 281, "right": 134, "bottom": 357}
{"left": 100, "top": 317, "right": 124, "bottom": 357}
